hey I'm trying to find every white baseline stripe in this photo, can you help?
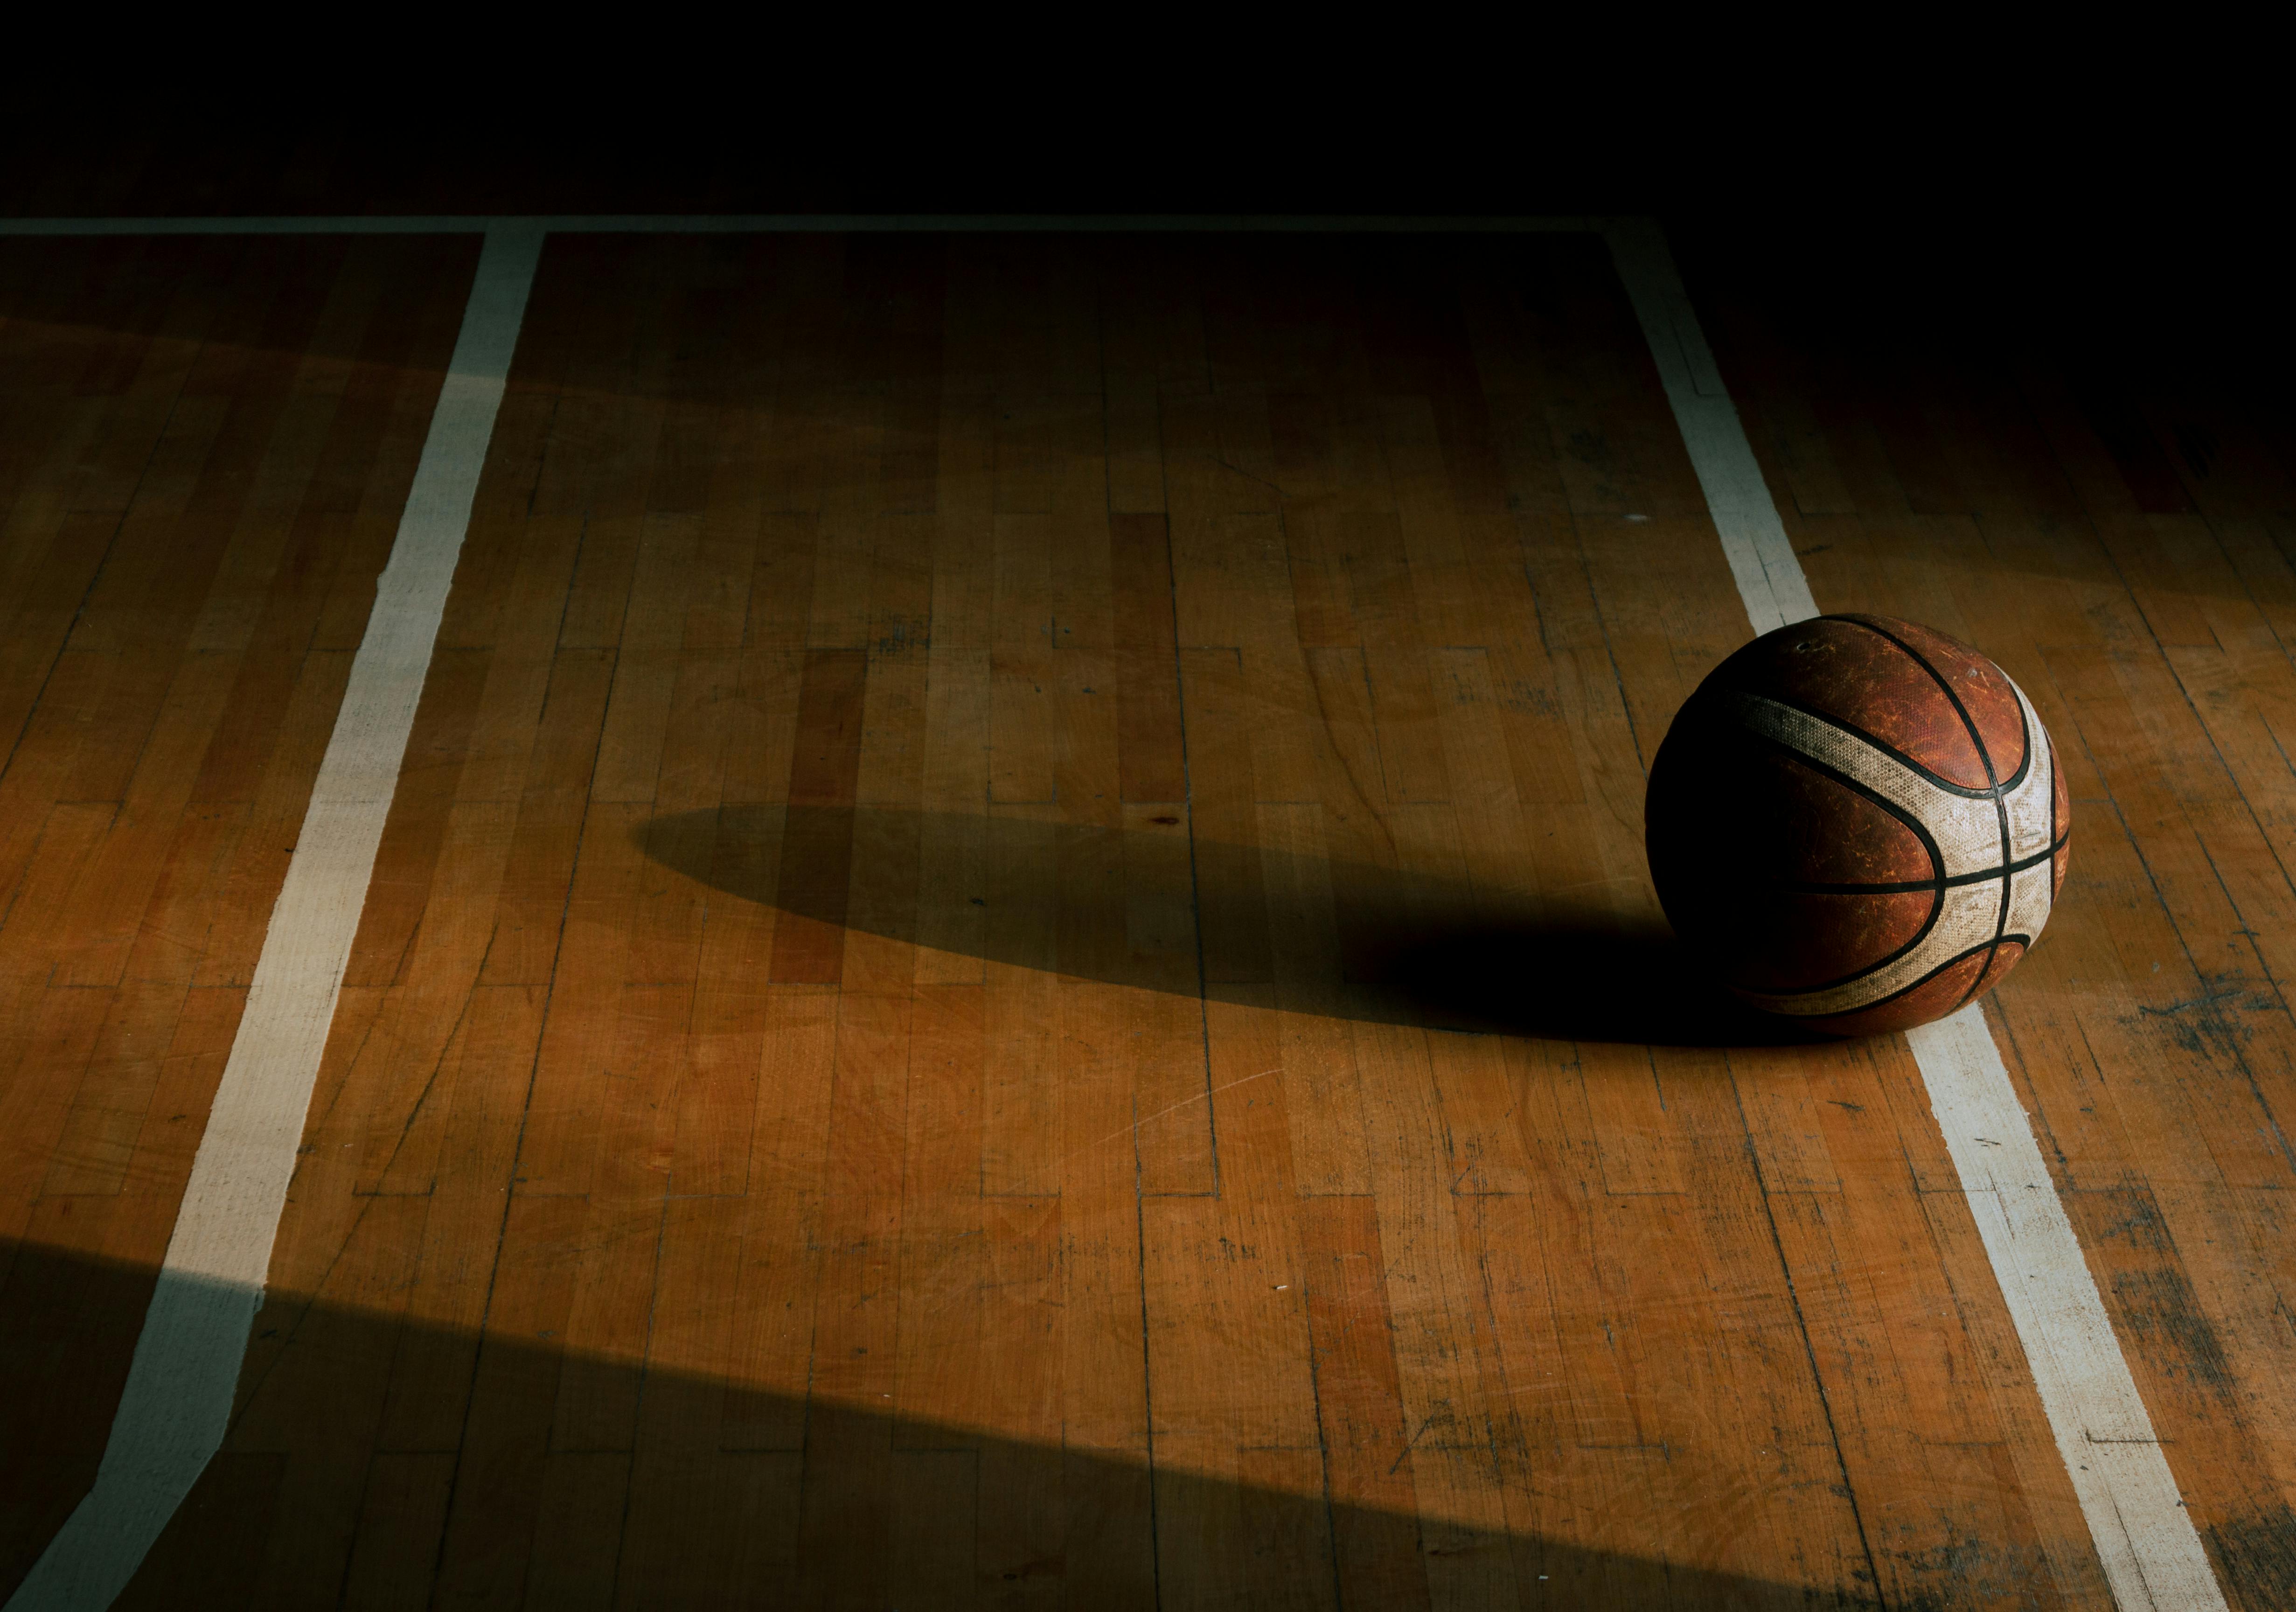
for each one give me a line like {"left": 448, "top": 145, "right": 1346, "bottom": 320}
{"left": 1607, "top": 225, "right": 2226, "bottom": 1610}
{"left": 5, "top": 223, "right": 543, "bottom": 1612}
{"left": 0, "top": 212, "right": 1592, "bottom": 238}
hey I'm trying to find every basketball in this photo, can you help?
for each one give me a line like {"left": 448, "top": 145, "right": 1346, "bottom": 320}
{"left": 1645, "top": 614, "right": 2071, "bottom": 1036}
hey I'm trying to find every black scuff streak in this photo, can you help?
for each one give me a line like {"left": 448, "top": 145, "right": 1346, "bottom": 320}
{"left": 2109, "top": 1264, "right": 2237, "bottom": 1400}
{"left": 2205, "top": 1503, "right": 2296, "bottom": 1610}
{"left": 1879, "top": 1534, "right": 2059, "bottom": 1612}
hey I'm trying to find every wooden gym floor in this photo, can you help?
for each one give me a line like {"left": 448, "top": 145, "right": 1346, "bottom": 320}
{"left": 1, "top": 221, "right": 2293, "bottom": 1609}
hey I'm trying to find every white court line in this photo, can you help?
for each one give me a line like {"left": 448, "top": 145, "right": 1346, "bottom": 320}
{"left": 0, "top": 206, "right": 1574, "bottom": 1609}
{"left": 4, "top": 223, "right": 543, "bottom": 1612}
{"left": 0, "top": 213, "right": 1591, "bottom": 237}
{"left": 1909, "top": 1013, "right": 2229, "bottom": 1609}
{"left": 1601, "top": 217, "right": 1817, "bottom": 635}
{"left": 1605, "top": 223, "right": 2228, "bottom": 1610}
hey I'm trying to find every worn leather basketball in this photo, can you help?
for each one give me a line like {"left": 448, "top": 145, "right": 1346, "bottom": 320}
{"left": 1645, "top": 614, "right": 2070, "bottom": 1037}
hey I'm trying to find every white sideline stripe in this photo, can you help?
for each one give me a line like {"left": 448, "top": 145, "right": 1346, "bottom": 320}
{"left": 1909, "top": 1014, "right": 2228, "bottom": 1610}
{"left": 4, "top": 224, "right": 543, "bottom": 1612}
{"left": 1601, "top": 218, "right": 1818, "bottom": 636}
{"left": 1610, "top": 226, "right": 2226, "bottom": 1610}
{"left": 3, "top": 207, "right": 2218, "bottom": 1611}
{"left": 0, "top": 212, "right": 1592, "bottom": 237}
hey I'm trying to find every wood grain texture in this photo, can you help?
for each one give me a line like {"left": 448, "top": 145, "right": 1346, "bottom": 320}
{"left": 3, "top": 224, "right": 2291, "bottom": 1609}
{"left": 0, "top": 232, "right": 483, "bottom": 1598}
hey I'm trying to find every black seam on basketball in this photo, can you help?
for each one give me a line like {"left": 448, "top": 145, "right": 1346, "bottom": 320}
{"left": 1834, "top": 616, "right": 2018, "bottom": 1009}
{"left": 1740, "top": 733, "right": 1949, "bottom": 957}
{"left": 1713, "top": 738, "right": 1960, "bottom": 991}
{"left": 1825, "top": 616, "right": 2035, "bottom": 792}
{"left": 1744, "top": 939, "right": 1997, "bottom": 1015}
{"left": 1743, "top": 737, "right": 1950, "bottom": 984}
{"left": 1709, "top": 685, "right": 2005, "bottom": 801}
{"left": 1997, "top": 693, "right": 2035, "bottom": 791}
{"left": 1732, "top": 732, "right": 1950, "bottom": 881}
{"left": 1835, "top": 622, "right": 2018, "bottom": 876}
{"left": 1666, "top": 628, "right": 2060, "bottom": 1019}
{"left": 1960, "top": 695, "right": 2049, "bottom": 1005}
{"left": 1958, "top": 694, "right": 2036, "bottom": 1008}
{"left": 1769, "top": 833, "right": 2068, "bottom": 894}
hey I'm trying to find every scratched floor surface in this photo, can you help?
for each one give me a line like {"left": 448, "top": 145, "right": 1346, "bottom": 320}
{"left": 1, "top": 224, "right": 2293, "bottom": 1607}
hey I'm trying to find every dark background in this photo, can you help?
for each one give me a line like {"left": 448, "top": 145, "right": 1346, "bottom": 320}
{"left": 3, "top": 83, "right": 2282, "bottom": 395}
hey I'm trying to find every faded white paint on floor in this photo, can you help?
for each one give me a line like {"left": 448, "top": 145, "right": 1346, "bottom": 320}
{"left": 0, "top": 210, "right": 2220, "bottom": 1612}
{"left": 4, "top": 223, "right": 542, "bottom": 1612}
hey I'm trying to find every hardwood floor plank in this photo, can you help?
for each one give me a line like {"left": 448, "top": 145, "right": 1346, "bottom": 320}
{"left": 720, "top": 986, "right": 838, "bottom": 1452}
{"left": 1177, "top": 647, "right": 1272, "bottom": 986}
{"left": 767, "top": 647, "right": 867, "bottom": 984}
{"left": 340, "top": 1450, "right": 454, "bottom": 1612}
{"left": 509, "top": 795, "right": 646, "bottom": 1197}
{"left": 17, "top": 222, "right": 2296, "bottom": 1607}
{"left": 376, "top": 983, "right": 545, "bottom": 1452}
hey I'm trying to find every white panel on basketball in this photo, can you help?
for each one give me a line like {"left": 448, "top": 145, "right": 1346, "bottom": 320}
{"left": 1612, "top": 219, "right": 2231, "bottom": 1610}
{"left": 1718, "top": 691, "right": 2006, "bottom": 875}
{"left": 2005, "top": 861, "right": 2056, "bottom": 942}
{"left": 2001, "top": 685, "right": 2059, "bottom": 862}
{"left": 1733, "top": 883, "right": 2001, "bottom": 1017}
{"left": 0, "top": 209, "right": 2211, "bottom": 1612}
{"left": 1713, "top": 669, "right": 2060, "bottom": 1019}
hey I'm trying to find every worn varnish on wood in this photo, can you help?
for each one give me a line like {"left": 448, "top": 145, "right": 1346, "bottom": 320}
{"left": 1, "top": 226, "right": 2292, "bottom": 1608}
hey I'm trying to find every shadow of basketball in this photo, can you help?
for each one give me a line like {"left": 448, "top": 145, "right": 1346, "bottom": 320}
{"left": 1364, "top": 920, "right": 1822, "bottom": 1047}
{"left": 633, "top": 806, "right": 1821, "bottom": 1048}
